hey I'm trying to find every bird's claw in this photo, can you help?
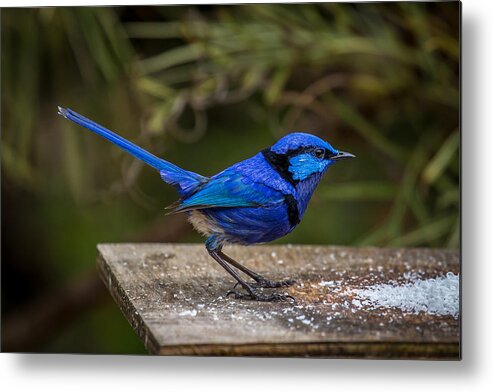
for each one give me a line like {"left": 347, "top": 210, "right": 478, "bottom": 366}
{"left": 226, "top": 289, "right": 296, "bottom": 303}
{"left": 256, "top": 278, "right": 297, "bottom": 288}
{"left": 232, "top": 278, "right": 296, "bottom": 290}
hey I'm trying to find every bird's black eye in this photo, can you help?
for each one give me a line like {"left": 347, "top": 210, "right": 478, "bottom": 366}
{"left": 314, "top": 148, "right": 325, "bottom": 159}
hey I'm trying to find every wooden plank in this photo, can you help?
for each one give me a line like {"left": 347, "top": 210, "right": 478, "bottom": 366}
{"left": 97, "top": 243, "right": 460, "bottom": 358}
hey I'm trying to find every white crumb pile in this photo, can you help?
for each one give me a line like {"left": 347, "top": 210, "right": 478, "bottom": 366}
{"left": 353, "top": 272, "right": 459, "bottom": 318}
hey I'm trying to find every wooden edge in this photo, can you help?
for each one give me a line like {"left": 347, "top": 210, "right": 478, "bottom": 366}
{"left": 96, "top": 249, "right": 161, "bottom": 354}
{"left": 157, "top": 342, "right": 460, "bottom": 359}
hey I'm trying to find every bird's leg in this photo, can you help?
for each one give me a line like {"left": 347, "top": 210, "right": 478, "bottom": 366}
{"left": 205, "top": 237, "right": 294, "bottom": 302}
{"left": 219, "top": 250, "right": 296, "bottom": 289}
{"left": 208, "top": 248, "right": 294, "bottom": 302}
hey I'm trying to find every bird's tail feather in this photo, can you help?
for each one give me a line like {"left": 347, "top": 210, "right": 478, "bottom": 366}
{"left": 58, "top": 107, "right": 207, "bottom": 194}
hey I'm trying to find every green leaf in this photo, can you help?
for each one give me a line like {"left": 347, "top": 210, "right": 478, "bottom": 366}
{"left": 137, "top": 77, "right": 174, "bottom": 99}
{"left": 447, "top": 218, "right": 460, "bottom": 248}
{"left": 389, "top": 215, "right": 455, "bottom": 247}
{"left": 264, "top": 68, "right": 290, "bottom": 105}
{"left": 422, "top": 129, "right": 459, "bottom": 184}
{"left": 139, "top": 43, "right": 204, "bottom": 75}
{"left": 125, "top": 22, "right": 181, "bottom": 39}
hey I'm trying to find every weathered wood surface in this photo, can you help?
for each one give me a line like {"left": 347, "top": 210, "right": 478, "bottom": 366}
{"left": 97, "top": 243, "right": 460, "bottom": 358}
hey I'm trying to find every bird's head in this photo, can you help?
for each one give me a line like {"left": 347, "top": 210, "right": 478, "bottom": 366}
{"left": 262, "top": 132, "right": 355, "bottom": 186}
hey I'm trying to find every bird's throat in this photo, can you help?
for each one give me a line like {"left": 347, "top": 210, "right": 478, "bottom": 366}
{"left": 294, "top": 173, "right": 324, "bottom": 218}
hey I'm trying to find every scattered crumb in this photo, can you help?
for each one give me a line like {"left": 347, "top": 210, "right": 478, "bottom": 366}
{"left": 178, "top": 309, "right": 197, "bottom": 317}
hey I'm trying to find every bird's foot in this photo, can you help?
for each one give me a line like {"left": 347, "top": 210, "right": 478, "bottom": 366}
{"left": 233, "top": 278, "right": 296, "bottom": 290}
{"left": 226, "top": 289, "right": 296, "bottom": 303}
{"left": 255, "top": 277, "right": 297, "bottom": 288}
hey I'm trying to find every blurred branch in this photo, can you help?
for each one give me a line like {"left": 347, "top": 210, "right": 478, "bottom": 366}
{"left": 280, "top": 73, "right": 348, "bottom": 129}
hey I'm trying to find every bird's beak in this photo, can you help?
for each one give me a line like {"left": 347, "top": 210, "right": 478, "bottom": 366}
{"left": 331, "top": 151, "right": 356, "bottom": 161}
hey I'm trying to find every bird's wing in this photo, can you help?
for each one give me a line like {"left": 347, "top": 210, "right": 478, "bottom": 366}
{"left": 166, "top": 169, "right": 285, "bottom": 213}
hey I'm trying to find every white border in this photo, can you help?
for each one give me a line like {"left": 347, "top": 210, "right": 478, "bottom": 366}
{"left": 2, "top": 0, "right": 492, "bottom": 391}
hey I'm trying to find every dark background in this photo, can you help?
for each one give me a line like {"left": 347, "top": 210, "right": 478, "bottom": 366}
{"left": 1, "top": 2, "right": 459, "bottom": 354}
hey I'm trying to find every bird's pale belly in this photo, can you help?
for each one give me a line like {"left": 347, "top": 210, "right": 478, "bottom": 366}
{"left": 188, "top": 203, "right": 296, "bottom": 245}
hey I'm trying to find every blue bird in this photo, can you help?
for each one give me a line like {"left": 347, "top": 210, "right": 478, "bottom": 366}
{"left": 58, "top": 107, "right": 355, "bottom": 302}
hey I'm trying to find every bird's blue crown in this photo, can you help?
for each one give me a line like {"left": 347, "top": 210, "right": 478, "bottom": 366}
{"left": 270, "top": 132, "right": 337, "bottom": 155}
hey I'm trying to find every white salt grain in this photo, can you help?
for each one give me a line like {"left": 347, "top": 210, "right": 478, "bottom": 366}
{"left": 354, "top": 273, "right": 459, "bottom": 318}
{"left": 178, "top": 309, "right": 197, "bottom": 317}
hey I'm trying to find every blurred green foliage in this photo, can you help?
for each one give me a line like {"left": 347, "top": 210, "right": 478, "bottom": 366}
{"left": 1, "top": 3, "right": 459, "bottom": 354}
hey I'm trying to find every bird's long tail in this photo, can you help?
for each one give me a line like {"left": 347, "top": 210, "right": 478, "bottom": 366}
{"left": 58, "top": 107, "right": 207, "bottom": 194}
